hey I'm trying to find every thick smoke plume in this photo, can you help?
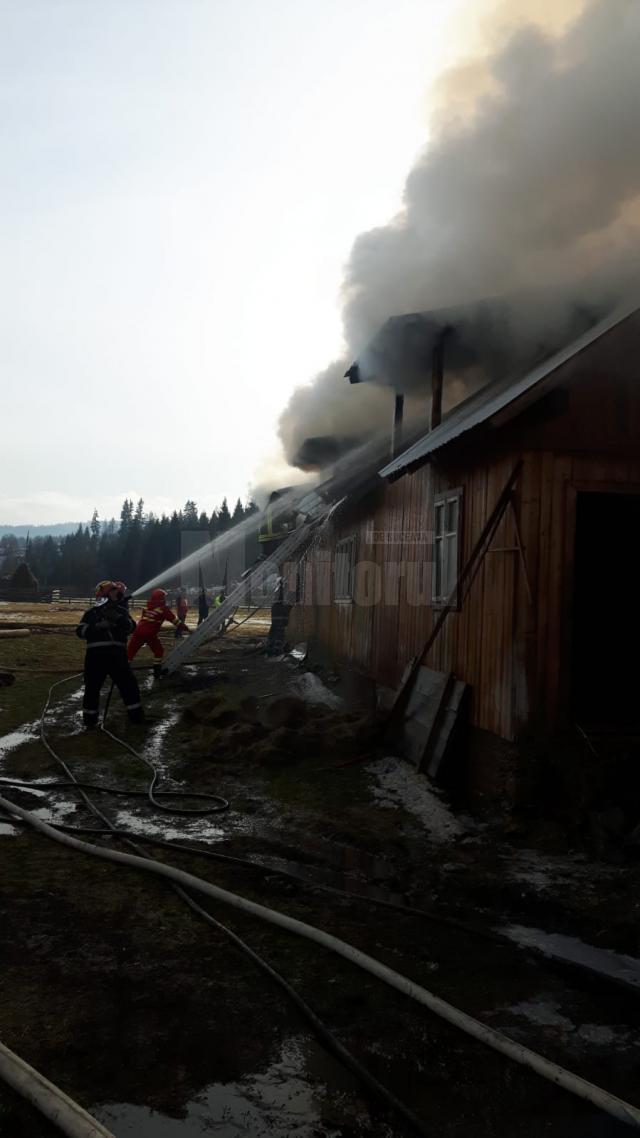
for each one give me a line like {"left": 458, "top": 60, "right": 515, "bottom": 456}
{"left": 280, "top": 0, "right": 640, "bottom": 467}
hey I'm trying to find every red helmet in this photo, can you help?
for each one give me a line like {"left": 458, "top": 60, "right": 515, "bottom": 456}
{"left": 95, "top": 580, "right": 116, "bottom": 600}
{"left": 149, "top": 588, "right": 167, "bottom": 606}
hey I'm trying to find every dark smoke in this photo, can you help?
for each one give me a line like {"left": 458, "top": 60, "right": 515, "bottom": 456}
{"left": 280, "top": 0, "right": 640, "bottom": 467}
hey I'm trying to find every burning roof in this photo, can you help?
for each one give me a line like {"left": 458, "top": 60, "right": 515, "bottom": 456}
{"left": 379, "top": 297, "right": 640, "bottom": 480}
{"left": 344, "top": 293, "right": 606, "bottom": 397}
{"left": 292, "top": 435, "right": 357, "bottom": 471}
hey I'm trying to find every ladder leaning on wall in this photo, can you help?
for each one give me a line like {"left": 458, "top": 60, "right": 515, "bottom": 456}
{"left": 163, "top": 515, "right": 321, "bottom": 674}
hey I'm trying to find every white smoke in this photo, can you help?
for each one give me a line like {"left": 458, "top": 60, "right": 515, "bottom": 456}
{"left": 278, "top": 358, "right": 393, "bottom": 468}
{"left": 280, "top": 0, "right": 640, "bottom": 466}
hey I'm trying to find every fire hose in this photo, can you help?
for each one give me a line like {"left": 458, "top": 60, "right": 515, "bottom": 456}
{"left": 0, "top": 676, "right": 428, "bottom": 1137}
{"left": 1, "top": 677, "right": 640, "bottom": 1132}
{"left": 2, "top": 792, "right": 640, "bottom": 1131}
{"left": 0, "top": 1040, "right": 115, "bottom": 1138}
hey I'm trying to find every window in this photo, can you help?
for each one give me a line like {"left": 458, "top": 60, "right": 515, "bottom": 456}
{"left": 432, "top": 488, "right": 462, "bottom": 607}
{"left": 335, "top": 535, "right": 356, "bottom": 602}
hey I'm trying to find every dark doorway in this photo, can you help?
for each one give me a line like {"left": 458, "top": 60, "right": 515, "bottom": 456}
{"left": 572, "top": 491, "right": 640, "bottom": 729}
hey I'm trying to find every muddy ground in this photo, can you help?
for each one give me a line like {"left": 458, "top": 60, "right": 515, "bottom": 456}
{"left": 0, "top": 609, "right": 639, "bottom": 1136}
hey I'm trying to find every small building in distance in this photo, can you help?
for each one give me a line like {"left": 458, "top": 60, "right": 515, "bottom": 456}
{"left": 3, "top": 561, "right": 40, "bottom": 602}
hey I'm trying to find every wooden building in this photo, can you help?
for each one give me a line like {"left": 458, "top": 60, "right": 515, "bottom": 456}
{"left": 288, "top": 301, "right": 640, "bottom": 797}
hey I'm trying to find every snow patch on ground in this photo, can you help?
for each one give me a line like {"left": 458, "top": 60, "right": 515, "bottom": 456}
{"left": 502, "top": 924, "right": 640, "bottom": 990}
{"left": 505, "top": 997, "right": 639, "bottom": 1050}
{"left": 574, "top": 1023, "right": 640, "bottom": 1047}
{"left": 367, "top": 756, "right": 470, "bottom": 843}
{"left": 509, "top": 998, "right": 574, "bottom": 1030}
{"left": 0, "top": 723, "right": 38, "bottom": 759}
{"left": 0, "top": 721, "right": 40, "bottom": 835}
{"left": 111, "top": 807, "right": 225, "bottom": 844}
{"left": 29, "top": 802, "right": 79, "bottom": 826}
{"left": 0, "top": 699, "right": 216, "bottom": 845}
{"left": 137, "top": 708, "right": 183, "bottom": 777}
{"left": 504, "top": 848, "right": 618, "bottom": 894}
{"left": 291, "top": 671, "right": 344, "bottom": 709}
{"left": 105, "top": 705, "right": 227, "bottom": 842}
{"left": 0, "top": 794, "right": 81, "bottom": 837}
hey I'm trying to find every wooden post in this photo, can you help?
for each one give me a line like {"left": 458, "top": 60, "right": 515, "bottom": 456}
{"left": 391, "top": 391, "right": 405, "bottom": 457}
{"left": 430, "top": 333, "right": 446, "bottom": 431}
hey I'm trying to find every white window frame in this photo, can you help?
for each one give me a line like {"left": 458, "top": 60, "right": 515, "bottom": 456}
{"left": 432, "top": 488, "right": 463, "bottom": 608}
{"left": 335, "top": 535, "right": 356, "bottom": 603}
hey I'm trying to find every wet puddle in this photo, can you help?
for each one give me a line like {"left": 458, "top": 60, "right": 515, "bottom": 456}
{"left": 94, "top": 1035, "right": 371, "bottom": 1137}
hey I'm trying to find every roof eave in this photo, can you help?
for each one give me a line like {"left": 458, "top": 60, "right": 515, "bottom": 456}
{"left": 378, "top": 299, "right": 640, "bottom": 481}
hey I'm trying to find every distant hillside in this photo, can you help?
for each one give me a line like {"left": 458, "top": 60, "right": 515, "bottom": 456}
{"left": 0, "top": 522, "right": 81, "bottom": 538}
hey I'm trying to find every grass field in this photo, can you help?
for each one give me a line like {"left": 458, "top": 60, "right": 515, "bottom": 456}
{"left": 0, "top": 601, "right": 272, "bottom": 737}
{"left": 0, "top": 598, "right": 272, "bottom": 629}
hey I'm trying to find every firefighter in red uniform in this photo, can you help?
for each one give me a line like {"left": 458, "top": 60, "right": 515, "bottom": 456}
{"left": 127, "top": 588, "right": 188, "bottom": 677}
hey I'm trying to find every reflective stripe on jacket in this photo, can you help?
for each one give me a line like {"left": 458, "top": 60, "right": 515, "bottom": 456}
{"left": 135, "top": 605, "right": 179, "bottom": 637}
{"left": 76, "top": 600, "right": 135, "bottom": 647}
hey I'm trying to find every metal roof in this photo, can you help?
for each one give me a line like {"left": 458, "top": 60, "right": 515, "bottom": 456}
{"left": 379, "top": 299, "right": 640, "bottom": 480}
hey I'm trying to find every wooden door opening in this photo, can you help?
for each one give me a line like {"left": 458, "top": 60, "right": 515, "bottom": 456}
{"left": 571, "top": 490, "right": 640, "bottom": 730}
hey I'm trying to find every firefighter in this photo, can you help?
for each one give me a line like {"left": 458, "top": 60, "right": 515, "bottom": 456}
{"left": 265, "top": 578, "right": 292, "bottom": 657}
{"left": 127, "top": 588, "right": 187, "bottom": 676}
{"left": 76, "top": 581, "right": 142, "bottom": 728}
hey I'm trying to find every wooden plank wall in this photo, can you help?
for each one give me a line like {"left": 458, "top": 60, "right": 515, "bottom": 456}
{"left": 289, "top": 364, "right": 640, "bottom": 742}
{"left": 290, "top": 454, "right": 522, "bottom": 739}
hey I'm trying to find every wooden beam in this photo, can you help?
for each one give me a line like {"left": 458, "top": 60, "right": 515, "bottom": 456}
{"left": 391, "top": 391, "right": 405, "bottom": 457}
{"left": 509, "top": 497, "right": 534, "bottom": 607}
{"left": 430, "top": 339, "right": 444, "bottom": 431}
{"left": 387, "top": 460, "right": 523, "bottom": 731}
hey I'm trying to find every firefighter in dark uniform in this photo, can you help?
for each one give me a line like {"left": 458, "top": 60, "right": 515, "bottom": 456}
{"left": 265, "top": 577, "right": 293, "bottom": 657}
{"left": 258, "top": 489, "right": 296, "bottom": 558}
{"left": 76, "top": 580, "right": 143, "bottom": 728}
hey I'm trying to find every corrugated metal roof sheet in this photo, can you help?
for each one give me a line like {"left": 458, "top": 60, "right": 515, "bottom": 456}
{"left": 379, "top": 300, "right": 640, "bottom": 480}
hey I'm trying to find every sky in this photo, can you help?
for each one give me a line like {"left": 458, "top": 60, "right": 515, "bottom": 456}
{"left": 0, "top": 0, "right": 484, "bottom": 525}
